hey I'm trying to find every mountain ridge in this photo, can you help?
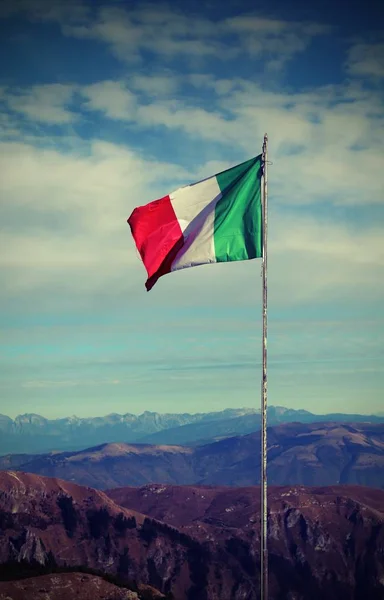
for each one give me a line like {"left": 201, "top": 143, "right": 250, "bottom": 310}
{"left": 1, "top": 421, "right": 383, "bottom": 490}
{"left": 0, "top": 408, "right": 257, "bottom": 454}
{"left": 1, "top": 406, "right": 383, "bottom": 455}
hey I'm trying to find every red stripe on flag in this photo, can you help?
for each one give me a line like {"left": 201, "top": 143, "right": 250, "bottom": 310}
{"left": 128, "top": 195, "right": 184, "bottom": 291}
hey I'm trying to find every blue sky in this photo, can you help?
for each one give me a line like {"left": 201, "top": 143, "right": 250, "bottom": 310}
{"left": 0, "top": 0, "right": 383, "bottom": 419}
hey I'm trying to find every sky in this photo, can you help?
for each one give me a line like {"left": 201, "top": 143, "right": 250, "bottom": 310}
{"left": 0, "top": 0, "right": 383, "bottom": 419}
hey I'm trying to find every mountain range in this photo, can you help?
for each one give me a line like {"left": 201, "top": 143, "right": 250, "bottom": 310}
{"left": 1, "top": 406, "right": 383, "bottom": 455}
{"left": 0, "top": 471, "right": 383, "bottom": 599}
{"left": 1, "top": 422, "right": 383, "bottom": 490}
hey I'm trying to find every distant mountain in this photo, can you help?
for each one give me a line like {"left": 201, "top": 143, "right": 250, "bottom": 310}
{"left": 2, "top": 422, "right": 383, "bottom": 490}
{"left": 0, "top": 408, "right": 256, "bottom": 455}
{"left": 1, "top": 472, "right": 383, "bottom": 599}
{"left": 1, "top": 406, "right": 383, "bottom": 455}
{"left": 140, "top": 407, "right": 384, "bottom": 445}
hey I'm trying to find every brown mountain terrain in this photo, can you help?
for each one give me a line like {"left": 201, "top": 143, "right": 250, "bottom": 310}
{"left": 1, "top": 422, "right": 383, "bottom": 490}
{"left": 0, "top": 572, "right": 150, "bottom": 600}
{"left": 106, "top": 482, "right": 384, "bottom": 529}
{"left": 0, "top": 472, "right": 384, "bottom": 599}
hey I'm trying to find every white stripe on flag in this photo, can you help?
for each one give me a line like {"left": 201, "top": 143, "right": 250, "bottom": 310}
{"left": 170, "top": 176, "right": 222, "bottom": 271}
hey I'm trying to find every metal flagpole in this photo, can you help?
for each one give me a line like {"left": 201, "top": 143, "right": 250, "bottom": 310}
{"left": 260, "top": 133, "right": 268, "bottom": 600}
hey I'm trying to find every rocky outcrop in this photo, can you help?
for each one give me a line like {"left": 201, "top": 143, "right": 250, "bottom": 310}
{"left": 108, "top": 483, "right": 384, "bottom": 600}
{"left": 1, "top": 473, "right": 384, "bottom": 599}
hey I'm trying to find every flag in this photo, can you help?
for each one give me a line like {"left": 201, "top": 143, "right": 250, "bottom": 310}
{"left": 128, "top": 155, "right": 263, "bottom": 291}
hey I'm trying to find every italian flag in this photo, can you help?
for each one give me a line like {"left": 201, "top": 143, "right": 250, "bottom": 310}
{"left": 128, "top": 155, "right": 263, "bottom": 291}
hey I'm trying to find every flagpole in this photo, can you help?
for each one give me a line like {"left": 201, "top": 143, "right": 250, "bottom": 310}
{"left": 260, "top": 133, "right": 268, "bottom": 600}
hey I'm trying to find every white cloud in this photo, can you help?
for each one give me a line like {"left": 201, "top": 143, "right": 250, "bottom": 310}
{"left": 347, "top": 42, "right": 384, "bottom": 79}
{"left": 0, "top": 111, "right": 24, "bottom": 138}
{"left": 81, "top": 80, "right": 136, "bottom": 120}
{"left": 180, "top": 81, "right": 384, "bottom": 204}
{"left": 62, "top": 5, "right": 235, "bottom": 62}
{"left": 137, "top": 102, "right": 231, "bottom": 140}
{"left": 1, "top": 70, "right": 383, "bottom": 217}
{"left": 0, "top": 139, "right": 189, "bottom": 296}
{"left": 130, "top": 74, "right": 179, "bottom": 96}
{"left": 0, "top": 139, "right": 183, "bottom": 214}
{"left": 5, "top": 84, "right": 76, "bottom": 124}
{"left": 38, "top": 4, "right": 330, "bottom": 68}
{"left": 224, "top": 16, "right": 331, "bottom": 67}
{"left": 69, "top": 74, "right": 383, "bottom": 211}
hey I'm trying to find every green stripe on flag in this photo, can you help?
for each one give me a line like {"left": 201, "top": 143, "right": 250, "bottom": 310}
{"left": 213, "top": 155, "right": 263, "bottom": 263}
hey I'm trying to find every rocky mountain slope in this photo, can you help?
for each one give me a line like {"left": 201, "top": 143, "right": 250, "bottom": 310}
{"left": 0, "top": 572, "right": 163, "bottom": 600}
{"left": 1, "top": 407, "right": 383, "bottom": 455}
{"left": 0, "top": 472, "right": 383, "bottom": 599}
{"left": 1, "top": 422, "right": 383, "bottom": 490}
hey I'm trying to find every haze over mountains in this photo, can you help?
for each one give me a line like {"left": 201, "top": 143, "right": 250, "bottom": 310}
{"left": 1, "top": 422, "right": 383, "bottom": 490}
{"left": 1, "top": 406, "right": 383, "bottom": 455}
{"left": 0, "top": 472, "right": 383, "bottom": 600}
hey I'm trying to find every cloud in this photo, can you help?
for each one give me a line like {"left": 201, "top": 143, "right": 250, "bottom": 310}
{"left": 5, "top": 2, "right": 329, "bottom": 67}
{"left": 347, "top": 42, "right": 384, "bottom": 79}
{"left": 4, "top": 75, "right": 382, "bottom": 214}
{"left": 272, "top": 215, "right": 384, "bottom": 267}
{"left": 81, "top": 80, "right": 136, "bottom": 120}
{"left": 0, "top": 111, "right": 24, "bottom": 139}
{"left": 162, "top": 80, "right": 384, "bottom": 205}
{"left": 5, "top": 84, "right": 76, "bottom": 124}
{"left": 61, "top": 5, "right": 237, "bottom": 63}
{"left": 130, "top": 74, "right": 179, "bottom": 96}
{"left": 75, "top": 75, "right": 383, "bottom": 207}
{"left": 93, "top": 7, "right": 328, "bottom": 65}
{"left": 0, "top": 138, "right": 186, "bottom": 213}
{"left": 137, "top": 102, "right": 232, "bottom": 140}
{"left": 0, "top": 138, "right": 189, "bottom": 297}
{"left": 223, "top": 16, "right": 331, "bottom": 68}
{"left": 269, "top": 213, "right": 384, "bottom": 304}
